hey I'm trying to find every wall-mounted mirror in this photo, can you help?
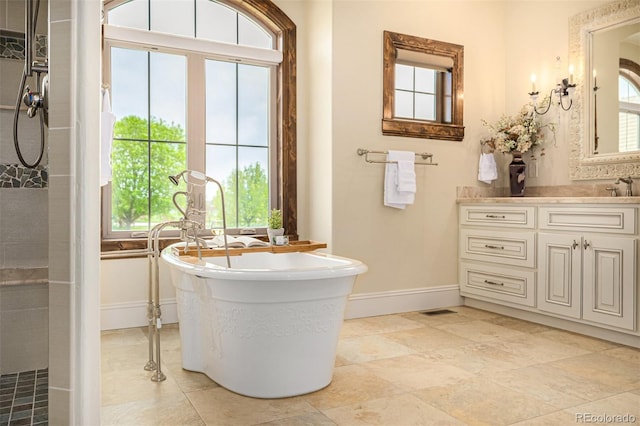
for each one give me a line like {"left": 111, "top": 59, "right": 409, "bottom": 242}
{"left": 382, "top": 30, "right": 464, "bottom": 141}
{"left": 569, "top": 0, "right": 640, "bottom": 179}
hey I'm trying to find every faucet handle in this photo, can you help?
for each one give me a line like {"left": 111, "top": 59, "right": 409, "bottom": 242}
{"left": 605, "top": 187, "right": 618, "bottom": 197}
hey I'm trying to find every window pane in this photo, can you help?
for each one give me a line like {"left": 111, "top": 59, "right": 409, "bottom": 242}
{"left": 415, "top": 67, "right": 435, "bottom": 93}
{"left": 111, "top": 140, "right": 150, "bottom": 231}
{"left": 395, "top": 64, "right": 413, "bottom": 91}
{"left": 619, "top": 112, "right": 640, "bottom": 152}
{"left": 237, "top": 147, "right": 269, "bottom": 228}
{"left": 238, "top": 14, "right": 272, "bottom": 49}
{"left": 238, "top": 64, "right": 269, "bottom": 147}
{"left": 111, "top": 47, "right": 148, "bottom": 138}
{"left": 150, "top": 52, "right": 186, "bottom": 141}
{"left": 150, "top": 0, "right": 194, "bottom": 37}
{"left": 395, "top": 90, "right": 413, "bottom": 118}
{"left": 206, "top": 60, "right": 237, "bottom": 145}
{"left": 620, "top": 76, "right": 640, "bottom": 103}
{"left": 108, "top": 0, "right": 148, "bottom": 30}
{"left": 196, "top": 0, "right": 237, "bottom": 44}
{"left": 149, "top": 141, "right": 187, "bottom": 226}
{"left": 206, "top": 145, "right": 237, "bottom": 229}
{"left": 415, "top": 93, "right": 435, "bottom": 120}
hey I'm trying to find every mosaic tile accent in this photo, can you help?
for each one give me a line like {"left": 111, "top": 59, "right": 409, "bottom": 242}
{"left": 0, "top": 369, "right": 48, "bottom": 426}
{"left": 0, "top": 165, "right": 48, "bottom": 189}
{"left": 0, "top": 30, "right": 47, "bottom": 61}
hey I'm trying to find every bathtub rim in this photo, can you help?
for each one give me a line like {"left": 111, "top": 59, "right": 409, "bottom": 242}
{"left": 160, "top": 243, "right": 367, "bottom": 281}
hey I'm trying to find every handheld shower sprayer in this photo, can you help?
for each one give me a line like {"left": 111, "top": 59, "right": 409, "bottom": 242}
{"left": 13, "top": 0, "right": 48, "bottom": 168}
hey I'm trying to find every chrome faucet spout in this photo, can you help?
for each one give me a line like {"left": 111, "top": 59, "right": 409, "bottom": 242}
{"left": 614, "top": 177, "right": 633, "bottom": 196}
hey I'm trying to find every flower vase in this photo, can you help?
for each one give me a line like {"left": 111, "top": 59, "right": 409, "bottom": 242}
{"left": 509, "top": 151, "right": 527, "bottom": 197}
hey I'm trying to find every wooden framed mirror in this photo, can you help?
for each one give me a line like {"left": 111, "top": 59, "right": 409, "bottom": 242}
{"left": 382, "top": 30, "right": 464, "bottom": 141}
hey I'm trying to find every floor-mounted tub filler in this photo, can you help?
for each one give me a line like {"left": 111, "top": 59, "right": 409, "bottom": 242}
{"left": 161, "top": 244, "right": 367, "bottom": 398}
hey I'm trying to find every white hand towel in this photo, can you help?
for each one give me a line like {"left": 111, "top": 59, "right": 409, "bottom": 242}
{"left": 384, "top": 150, "right": 416, "bottom": 209}
{"left": 477, "top": 152, "right": 497, "bottom": 184}
{"left": 101, "top": 89, "right": 116, "bottom": 187}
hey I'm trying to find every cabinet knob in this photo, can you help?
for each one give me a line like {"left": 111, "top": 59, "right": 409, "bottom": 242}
{"left": 572, "top": 240, "right": 579, "bottom": 250}
{"left": 583, "top": 240, "right": 590, "bottom": 250}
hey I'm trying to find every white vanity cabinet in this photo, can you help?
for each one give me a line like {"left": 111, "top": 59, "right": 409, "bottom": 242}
{"left": 459, "top": 205, "right": 536, "bottom": 307}
{"left": 538, "top": 206, "right": 637, "bottom": 331}
{"left": 458, "top": 200, "right": 639, "bottom": 346}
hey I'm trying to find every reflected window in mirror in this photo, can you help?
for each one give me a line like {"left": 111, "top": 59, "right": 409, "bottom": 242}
{"left": 619, "top": 59, "right": 640, "bottom": 152}
{"left": 382, "top": 31, "right": 464, "bottom": 141}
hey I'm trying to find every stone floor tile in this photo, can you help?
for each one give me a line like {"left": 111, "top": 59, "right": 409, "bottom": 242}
{"left": 414, "top": 376, "right": 558, "bottom": 425}
{"left": 432, "top": 319, "right": 527, "bottom": 343}
{"left": 336, "top": 334, "right": 415, "bottom": 364}
{"left": 339, "top": 314, "right": 424, "bottom": 339}
{"left": 301, "top": 364, "right": 402, "bottom": 411}
{"left": 563, "top": 392, "right": 640, "bottom": 423}
{"left": 101, "top": 392, "right": 204, "bottom": 426}
{"left": 186, "top": 387, "right": 316, "bottom": 426}
{"left": 323, "top": 393, "right": 465, "bottom": 425}
{"left": 536, "top": 329, "right": 621, "bottom": 352}
{"left": 548, "top": 352, "right": 640, "bottom": 392}
{"left": 363, "top": 354, "right": 476, "bottom": 391}
{"left": 381, "top": 325, "right": 473, "bottom": 352}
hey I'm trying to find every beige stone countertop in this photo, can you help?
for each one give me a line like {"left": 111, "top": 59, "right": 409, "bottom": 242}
{"left": 457, "top": 196, "right": 640, "bottom": 204}
{"left": 457, "top": 185, "right": 640, "bottom": 204}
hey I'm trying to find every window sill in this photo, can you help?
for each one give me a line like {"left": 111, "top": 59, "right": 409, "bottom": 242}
{"left": 100, "top": 234, "right": 299, "bottom": 260}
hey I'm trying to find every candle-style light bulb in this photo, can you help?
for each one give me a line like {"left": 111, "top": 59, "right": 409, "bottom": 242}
{"left": 568, "top": 65, "right": 574, "bottom": 85}
{"left": 531, "top": 73, "right": 537, "bottom": 93}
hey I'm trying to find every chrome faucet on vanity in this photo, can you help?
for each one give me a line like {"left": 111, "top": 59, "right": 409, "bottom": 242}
{"left": 615, "top": 177, "right": 634, "bottom": 196}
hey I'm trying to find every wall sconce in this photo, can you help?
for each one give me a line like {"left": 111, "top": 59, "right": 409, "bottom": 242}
{"left": 528, "top": 69, "right": 576, "bottom": 115}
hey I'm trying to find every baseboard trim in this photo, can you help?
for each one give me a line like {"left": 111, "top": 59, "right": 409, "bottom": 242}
{"left": 101, "top": 299, "right": 178, "bottom": 331}
{"left": 345, "top": 285, "right": 463, "bottom": 319}
{"left": 101, "top": 285, "right": 463, "bottom": 330}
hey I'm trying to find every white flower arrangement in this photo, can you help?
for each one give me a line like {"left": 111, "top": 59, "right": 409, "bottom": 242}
{"left": 481, "top": 104, "right": 554, "bottom": 157}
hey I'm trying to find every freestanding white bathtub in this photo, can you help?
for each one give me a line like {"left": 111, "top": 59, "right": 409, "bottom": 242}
{"left": 161, "top": 244, "right": 367, "bottom": 398}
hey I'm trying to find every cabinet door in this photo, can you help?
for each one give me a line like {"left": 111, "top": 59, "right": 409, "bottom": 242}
{"left": 538, "top": 233, "right": 582, "bottom": 319}
{"left": 582, "top": 235, "right": 636, "bottom": 331}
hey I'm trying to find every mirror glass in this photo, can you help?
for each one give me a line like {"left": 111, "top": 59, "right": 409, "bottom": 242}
{"left": 382, "top": 31, "right": 464, "bottom": 141}
{"left": 590, "top": 20, "right": 640, "bottom": 155}
{"left": 569, "top": 1, "right": 640, "bottom": 179}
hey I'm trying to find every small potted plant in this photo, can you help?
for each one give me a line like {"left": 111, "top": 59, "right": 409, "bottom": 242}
{"left": 267, "top": 209, "right": 284, "bottom": 244}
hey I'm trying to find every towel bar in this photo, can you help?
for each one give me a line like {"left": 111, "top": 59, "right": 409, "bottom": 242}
{"left": 357, "top": 148, "right": 438, "bottom": 166}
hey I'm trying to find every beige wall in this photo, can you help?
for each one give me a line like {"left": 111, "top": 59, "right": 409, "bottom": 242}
{"left": 101, "top": 0, "right": 614, "bottom": 306}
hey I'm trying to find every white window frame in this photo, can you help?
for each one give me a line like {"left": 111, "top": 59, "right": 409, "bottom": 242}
{"left": 102, "top": 22, "right": 281, "bottom": 239}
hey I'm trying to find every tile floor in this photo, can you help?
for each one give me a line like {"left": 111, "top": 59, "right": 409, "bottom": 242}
{"left": 101, "top": 306, "right": 640, "bottom": 425}
{"left": 0, "top": 369, "right": 48, "bottom": 426}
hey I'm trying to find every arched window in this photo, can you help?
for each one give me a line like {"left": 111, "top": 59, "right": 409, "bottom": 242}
{"left": 619, "top": 59, "right": 640, "bottom": 153}
{"left": 101, "top": 0, "right": 296, "bottom": 243}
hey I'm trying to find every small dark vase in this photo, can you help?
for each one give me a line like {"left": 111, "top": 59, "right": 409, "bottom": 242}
{"left": 509, "top": 151, "right": 526, "bottom": 197}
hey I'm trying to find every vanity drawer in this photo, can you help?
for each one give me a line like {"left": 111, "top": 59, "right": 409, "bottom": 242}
{"left": 459, "top": 228, "right": 535, "bottom": 268}
{"left": 459, "top": 261, "right": 535, "bottom": 307}
{"left": 539, "top": 206, "right": 636, "bottom": 235}
{"left": 460, "top": 205, "right": 535, "bottom": 229}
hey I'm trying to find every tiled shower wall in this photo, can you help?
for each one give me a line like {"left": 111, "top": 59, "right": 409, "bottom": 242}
{"left": 0, "top": 0, "right": 49, "bottom": 270}
{"left": 0, "top": 0, "right": 49, "bottom": 387}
